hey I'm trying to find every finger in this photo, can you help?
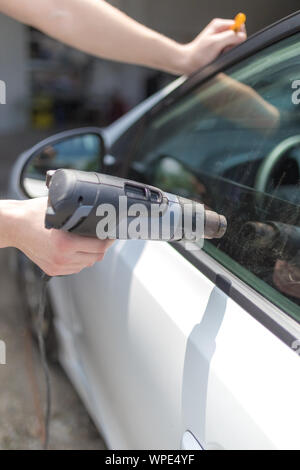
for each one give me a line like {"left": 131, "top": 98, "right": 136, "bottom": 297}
{"left": 213, "top": 30, "right": 246, "bottom": 52}
{"left": 68, "top": 234, "right": 114, "bottom": 253}
{"left": 206, "top": 18, "right": 235, "bottom": 33}
{"left": 237, "top": 30, "right": 247, "bottom": 42}
{"left": 72, "top": 252, "right": 105, "bottom": 265}
{"left": 240, "top": 24, "right": 247, "bottom": 35}
{"left": 223, "top": 31, "right": 246, "bottom": 53}
{"left": 104, "top": 239, "right": 115, "bottom": 249}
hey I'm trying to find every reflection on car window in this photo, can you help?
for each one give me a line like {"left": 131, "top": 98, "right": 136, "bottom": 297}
{"left": 128, "top": 33, "right": 300, "bottom": 323}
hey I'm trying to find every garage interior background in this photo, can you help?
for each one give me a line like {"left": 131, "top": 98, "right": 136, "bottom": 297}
{"left": 0, "top": 0, "right": 299, "bottom": 138}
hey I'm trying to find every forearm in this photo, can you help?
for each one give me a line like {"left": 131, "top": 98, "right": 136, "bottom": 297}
{"left": 0, "top": 0, "right": 187, "bottom": 74}
{"left": 0, "top": 200, "right": 21, "bottom": 249}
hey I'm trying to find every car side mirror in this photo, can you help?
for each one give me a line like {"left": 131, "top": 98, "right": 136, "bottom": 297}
{"left": 20, "top": 129, "right": 105, "bottom": 198}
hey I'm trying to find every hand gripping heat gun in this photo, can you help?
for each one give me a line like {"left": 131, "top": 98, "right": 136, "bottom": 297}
{"left": 44, "top": 169, "right": 227, "bottom": 243}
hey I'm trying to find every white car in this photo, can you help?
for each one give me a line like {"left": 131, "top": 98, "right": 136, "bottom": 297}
{"left": 10, "top": 11, "right": 300, "bottom": 450}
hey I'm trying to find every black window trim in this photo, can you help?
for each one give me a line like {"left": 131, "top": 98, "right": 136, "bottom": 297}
{"left": 118, "top": 10, "right": 300, "bottom": 352}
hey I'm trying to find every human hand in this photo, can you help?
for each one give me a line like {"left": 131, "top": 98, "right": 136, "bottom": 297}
{"left": 3, "top": 197, "right": 114, "bottom": 276}
{"left": 180, "top": 18, "right": 246, "bottom": 75}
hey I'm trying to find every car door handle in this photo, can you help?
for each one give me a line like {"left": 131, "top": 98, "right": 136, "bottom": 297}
{"left": 181, "top": 431, "right": 203, "bottom": 450}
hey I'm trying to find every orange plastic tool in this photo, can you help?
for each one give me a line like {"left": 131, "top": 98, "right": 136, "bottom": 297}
{"left": 231, "top": 12, "right": 246, "bottom": 32}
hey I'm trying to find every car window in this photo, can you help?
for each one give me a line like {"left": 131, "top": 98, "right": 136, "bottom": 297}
{"left": 126, "top": 33, "right": 300, "bottom": 323}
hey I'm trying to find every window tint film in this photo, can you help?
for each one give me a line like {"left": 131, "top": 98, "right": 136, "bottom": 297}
{"left": 127, "top": 33, "right": 300, "bottom": 323}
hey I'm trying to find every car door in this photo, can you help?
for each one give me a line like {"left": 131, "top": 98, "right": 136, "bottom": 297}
{"left": 52, "top": 13, "right": 300, "bottom": 449}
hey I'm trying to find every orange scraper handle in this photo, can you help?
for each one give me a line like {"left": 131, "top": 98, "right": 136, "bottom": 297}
{"left": 230, "top": 12, "right": 246, "bottom": 32}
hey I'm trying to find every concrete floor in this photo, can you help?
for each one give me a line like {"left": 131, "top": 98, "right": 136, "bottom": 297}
{"left": 0, "top": 249, "right": 106, "bottom": 450}
{"left": 0, "top": 130, "right": 106, "bottom": 450}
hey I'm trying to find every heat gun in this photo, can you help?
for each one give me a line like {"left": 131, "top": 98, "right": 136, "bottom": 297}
{"left": 45, "top": 169, "right": 227, "bottom": 244}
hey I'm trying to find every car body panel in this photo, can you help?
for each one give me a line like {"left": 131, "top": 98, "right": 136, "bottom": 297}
{"left": 49, "top": 240, "right": 300, "bottom": 449}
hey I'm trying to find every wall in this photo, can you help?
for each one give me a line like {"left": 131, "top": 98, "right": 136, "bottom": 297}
{"left": 109, "top": 0, "right": 300, "bottom": 39}
{"left": 0, "top": 1, "right": 300, "bottom": 133}
{"left": 0, "top": 14, "right": 29, "bottom": 133}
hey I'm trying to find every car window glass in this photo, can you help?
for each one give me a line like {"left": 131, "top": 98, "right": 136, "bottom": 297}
{"left": 127, "top": 33, "right": 300, "bottom": 323}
